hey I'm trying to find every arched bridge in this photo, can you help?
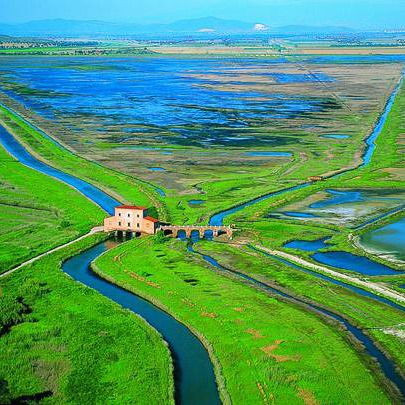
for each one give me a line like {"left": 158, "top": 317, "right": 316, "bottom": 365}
{"left": 160, "top": 225, "right": 233, "bottom": 239}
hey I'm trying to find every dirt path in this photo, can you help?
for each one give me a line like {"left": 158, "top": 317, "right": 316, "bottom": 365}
{"left": 0, "top": 226, "right": 104, "bottom": 279}
{"left": 255, "top": 245, "right": 405, "bottom": 305}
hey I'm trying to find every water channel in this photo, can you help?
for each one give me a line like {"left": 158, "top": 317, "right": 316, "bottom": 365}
{"left": 0, "top": 70, "right": 404, "bottom": 402}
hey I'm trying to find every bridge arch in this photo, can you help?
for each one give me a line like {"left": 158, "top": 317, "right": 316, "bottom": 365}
{"left": 159, "top": 225, "right": 233, "bottom": 240}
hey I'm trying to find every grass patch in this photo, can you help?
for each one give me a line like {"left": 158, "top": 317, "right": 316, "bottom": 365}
{"left": 0, "top": 234, "right": 174, "bottom": 404}
{"left": 0, "top": 146, "right": 103, "bottom": 273}
{"left": 94, "top": 236, "right": 391, "bottom": 404}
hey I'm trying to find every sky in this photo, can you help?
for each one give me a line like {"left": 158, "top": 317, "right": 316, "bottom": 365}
{"left": 0, "top": 0, "right": 404, "bottom": 29}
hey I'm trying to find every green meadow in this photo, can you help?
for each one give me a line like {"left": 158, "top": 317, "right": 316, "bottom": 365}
{"left": 195, "top": 240, "right": 405, "bottom": 376}
{"left": 0, "top": 113, "right": 173, "bottom": 402}
{"left": 0, "top": 146, "right": 103, "bottom": 273}
{"left": 94, "top": 236, "right": 393, "bottom": 404}
{"left": 0, "top": 234, "right": 174, "bottom": 404}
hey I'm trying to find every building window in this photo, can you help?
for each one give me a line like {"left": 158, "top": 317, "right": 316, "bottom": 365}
{"left": 118, "top": 221, "right": 121, "bottom": 226}
{"left": 128, "top": 213, "right": 130, "bottom": 217}
{"left": 128, "top": 222, "right": 131, "bottom": 227}
{"left": 118, "top": 213, "right": 121, "bottom": 217}
{"left": 137, "top": 214, "right": 140, "bottom": 218}
{"left": 137, "top": 223, "right": 140, "bottom": 228}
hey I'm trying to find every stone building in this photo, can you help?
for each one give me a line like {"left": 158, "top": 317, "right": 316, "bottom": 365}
{"left": 103, "top": 205, "right": 159, "bottom": 235}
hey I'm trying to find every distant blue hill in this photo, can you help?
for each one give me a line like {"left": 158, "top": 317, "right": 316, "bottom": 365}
{"left": 0, "top": 17, "right": 357, "bottom": 38}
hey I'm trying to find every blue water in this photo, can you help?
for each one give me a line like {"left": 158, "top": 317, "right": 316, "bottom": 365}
{"left": 284, "top": 238, "right": 402, "bottom": 276}
{"left": 361, "top": 217, "right": 405, "bottom": 261}
{"left": 254, "top": 247, "right": 405, "bottom": 313}
{"left": 282, "top": 211, "right": 317, "bottom": 219}
{"left": 244, "top": 151, "right": 292, "bottom": 157}
{"left": 0, "top": 57, "right": 331, "bottom": 148}
{"left": 312, "top": 251, "right": 402, "bottom": 277}
{"left": 188, "top": 243, "right": 405, "bottom": 398}
{"left": 269, "top": 72, "right": 335, "bottom": 84}
{"left": 189, "top": 200, "right": 205, "bottom": 205}
{"left": 63, "top": 240, "right": 220, "bottom": 405}
{"left": 284, "top": 239, "right": 329, "bottom": 251}
{"left": 310, "top": 189, "right": 363, "bottom": 209}
{"left": 308, "top": 55, "right": 405, "bottom": 65}
{"left": 321, "top": 134, "right": 350, "bottom": 139}
{"left": 0, "top": 125, "right": 119, "bottom": 215}
{"left": 155, "top": 187, "right": 166, "bottom": 197}
{"left": 149, "top": 167, "right": 165, "bottom": 171}
{"left": 362, "top": 72, "right": 404, "bottom": 167}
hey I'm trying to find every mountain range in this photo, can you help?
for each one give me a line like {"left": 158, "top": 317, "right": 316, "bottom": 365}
{"left": 0, "top": 17, "right": 356, "bottom": 38}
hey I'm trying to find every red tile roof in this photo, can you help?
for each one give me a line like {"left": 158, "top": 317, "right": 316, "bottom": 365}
{"left": 144, "top": 216, "right": 159, "bottom": 223}
{"left": 116, "top": 205, "right": 147, "bottom": 210}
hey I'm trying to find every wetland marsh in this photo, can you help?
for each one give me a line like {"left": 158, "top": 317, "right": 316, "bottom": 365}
{"left": 0, "top": 56, "right": 403, "bottom": 224}
{"left": 1, "top": 51, "right": 405, "bottom": 404}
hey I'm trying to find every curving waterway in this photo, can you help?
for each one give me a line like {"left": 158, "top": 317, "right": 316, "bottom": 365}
{"left": 187, "top": 242, "right": 405, "bottom": 398}
{"left": 63, "top": 239, "right": 220, "bottom": 405}
{"left": 0, "top": 123, "right": 119, "bottom": 216}
{"left": 0, "top": 111, "right": 220, "bottom": 403}
{"left": 210, "top": 70, "right": 405, "bottom": 227}
{"left": 0, "top": 70, "right": 404, "bottom": 402}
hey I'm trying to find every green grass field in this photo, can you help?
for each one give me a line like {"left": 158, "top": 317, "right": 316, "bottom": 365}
{"left": 0, "top": 234, "right": 174, "bottom": 404}
{"left": 0, "top": 146, "right": 103, "bottom": 273}
{"left": 94, "top": 235, "right": 394, "bottom": 404}
{"left": 0, "top": 116, "right": 174, "bottom": 402}
{"left": 195, "top": 240, "right": 405, "bottom": 375}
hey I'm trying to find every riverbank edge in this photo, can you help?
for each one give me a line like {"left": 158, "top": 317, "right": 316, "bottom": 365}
{"left": 0, "top": 100, "right": 169, "bottom": 221}
{"left": 192, "top": 241, "right": 405, "bottom": 402}
{"left": 91, "top": 242, "right": 231, "bottom": 405}
{"left": 0, "top": 231, "right": 176, "bottom": 403}
{"left": 58, "top": 235, "right": 175, "bottom": 404}
{"left": 255, "top": 245, "right": 405, "bottom": 305}
{"left": 0, "top": 227, "right": 105, "bottom": 278}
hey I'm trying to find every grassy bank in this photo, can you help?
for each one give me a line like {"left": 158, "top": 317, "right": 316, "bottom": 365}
{"left": 195, "top": 240, "right": 405, "bottom": 378}
{"left": 0, "top": 145, "right": 104, "bottom": 273}
{"left": 223, "top": 78, "right": 405, "bottom": 268}
{"left": 0, "top": 105, "right": 167, "bottom": 221}
{"left": 0, "top": 234, "right": 174, "bottom": 404}
{"left": 94, "top": 235, "right": 392, "bottom": 404}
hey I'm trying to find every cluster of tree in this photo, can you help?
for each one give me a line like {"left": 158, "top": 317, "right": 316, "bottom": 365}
{"left": 0, "top": 37, "right": 100, "bottom": 49}
{"left": 0, "top": 46, "right": 155, "bottom": 55}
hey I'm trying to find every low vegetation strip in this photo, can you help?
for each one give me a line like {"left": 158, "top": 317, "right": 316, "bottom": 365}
{"left": 0, "top": 104, "right": 167, "bottom": 221}
{"left": 0, "top": 234, "right": 174, "bottom": 404}
{"left": 0, "top": 145, "right": 104, "bottom": 273}
{"left": 255, "top": 245, "right": 405, "bottom": 305}
{"left": 0, "top": 227, "right": 103, "bottom": 279}
{"left": 94, "top": 236, "right": 391, "bottom": 404}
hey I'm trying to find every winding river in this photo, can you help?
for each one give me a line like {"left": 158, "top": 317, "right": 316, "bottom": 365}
{"left": 0, "top": 69, "right": 404, "bottom": 401}
{"left": 63, "top": 240, "right": 220, "bottom": 405}
{"left": 187, "top": 242, "right": 405, "bottom": 398}
{"left": 0, "top": 110, "right": 221, "bottom": 404}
